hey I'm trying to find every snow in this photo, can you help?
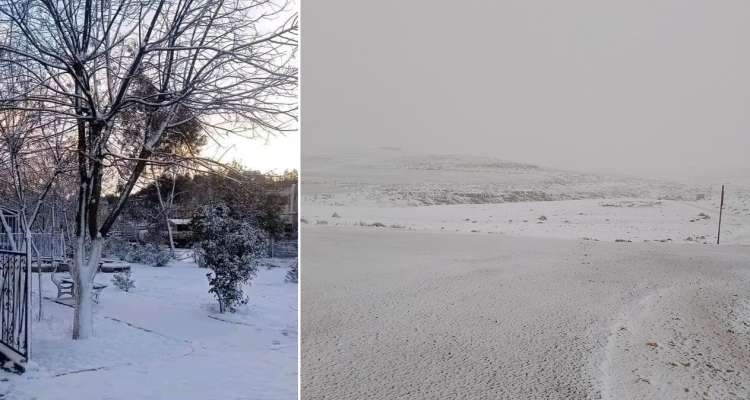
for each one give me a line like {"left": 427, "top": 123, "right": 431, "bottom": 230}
{"left": 303, "top": 150, "right": 712, "bottom": 207}
{"left": 302, "top": 150, "right": 750, "bottom": 399}
{"left": 304, "top": 195, "right": 750, "bottom": 245}
{"left": 602, "top": 283, "right": 750, "bottom": 399}
{"left": 303, "top": 150, "right": 750, "bottom": 246}
{"left": 0, "top": 252, "right": 298, "bottom": 400}
{"left": 302, "top": 227, "right": 750, "bottom": 399}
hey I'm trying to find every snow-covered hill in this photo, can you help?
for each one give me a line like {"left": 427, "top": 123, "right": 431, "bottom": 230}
{"left": 303, "top": 149, "right": 750, "bottom": 244}
{"left": 303, "top": 149, "right": 712, "bottom": 207}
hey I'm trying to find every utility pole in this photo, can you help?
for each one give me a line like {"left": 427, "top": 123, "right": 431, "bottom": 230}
{"left": 717, "top": 185, "right": 725, "bottom": 245}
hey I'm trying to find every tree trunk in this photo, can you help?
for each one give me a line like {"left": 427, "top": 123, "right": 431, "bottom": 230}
{"left": 154, "top": 171, "right": 176, "bottom": 257}
{"left": 32, "top": 238, "right": 43, "bottom": 322}
{"left": 72, "top": 236, "right": 103, "bottom": 339}
{"left": 165, "top": 216, "right": 176, "bottom": 256}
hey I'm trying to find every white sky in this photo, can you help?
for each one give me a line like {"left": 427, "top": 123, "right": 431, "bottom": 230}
{"left": 302, "top": 0, "right": 750, "bottom": 179}
{"left": 203, "top": 132, "right": 299, "bottom": 173}
{"left": 200, "top": 0, "right": 299, "bottom": 174}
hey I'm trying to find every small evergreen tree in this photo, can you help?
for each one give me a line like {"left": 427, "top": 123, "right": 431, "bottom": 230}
{"left": 192, "top": 203, "right": 268, "bottom": 312}
{"left": 112, "top": 270, "right": 136, "bottom": 292}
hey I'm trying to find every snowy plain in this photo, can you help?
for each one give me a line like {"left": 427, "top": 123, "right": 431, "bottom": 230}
{"left": 0, "top": 253, "right": 298, "bottom": 400}
{"left": 301, "top": 150, "right": 750, "bottom": 399}
{"left": 303, "top": 150, "right": 750, "bottom": 245}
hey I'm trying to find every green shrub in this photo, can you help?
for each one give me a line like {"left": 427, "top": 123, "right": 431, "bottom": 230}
{"left": 192, "top": 203, "right": 268, "bottom": 312}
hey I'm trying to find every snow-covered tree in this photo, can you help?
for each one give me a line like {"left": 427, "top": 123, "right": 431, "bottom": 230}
{"left": 0, "top": 0, "right": 297, "bottom": 338}
{"left": 192, "top": 203, "right": 267, "bottom": 313}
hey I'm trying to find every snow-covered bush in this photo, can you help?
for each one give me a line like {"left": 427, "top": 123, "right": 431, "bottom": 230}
{"left": 285, "top": 262, "right": 298, "bottom": 283}
{"left": 103, "top": 238, "right": 130, "bottom": 260}
{"left": 192, "top": 203, "right": 268, "bottom": 313}
{"left": 112, "top": 270, "right": 135, "bottom": 292}
{"left": 124, "top": 243, "right": 171, "bottom": 267}
{"left": 124, "top": 243, "right": 150, "bottom": 264}
{"left": 152, "top": 249, "right": 171, "bottom": 267}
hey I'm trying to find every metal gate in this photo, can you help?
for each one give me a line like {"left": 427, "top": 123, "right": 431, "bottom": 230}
{"left": 0, "top": 248, "right": 29, "bottom": 366}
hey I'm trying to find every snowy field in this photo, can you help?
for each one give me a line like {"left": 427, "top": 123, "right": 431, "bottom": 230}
{"left": 302, "top": 150, "right": 750, "bottom": 399}
{"left": 302, "top": 227, "right": 750, "bottom": 399}
{"left": 303, "top": 150, "right": 750, "bottom": 246}
{"left": 303, "top": 150, "right": 715, "bottom": 207}
{"left": 304, "top": 196, "right": 750, "bottom": 245}
{"left": 0, "top": 254, "right": 298, "bottom": 400}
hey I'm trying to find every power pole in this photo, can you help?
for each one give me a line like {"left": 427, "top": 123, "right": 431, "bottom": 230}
{"left": 717, "top": 185, "right": 725, "bottom": 245}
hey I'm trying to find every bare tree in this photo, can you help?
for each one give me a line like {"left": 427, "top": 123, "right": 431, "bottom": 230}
{"left": 150, "top": 166, "right": 178, "bottom": 255}
{"left": 0, "top": 0, "right": 297, "bottom": 339}
{"left": 0, "top": 52, "right": 76, "bottom": 321}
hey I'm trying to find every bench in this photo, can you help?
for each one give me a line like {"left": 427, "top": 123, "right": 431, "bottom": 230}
{"left": 52, "top": 276, "right": 108, "bottom": 302}
{"left": 50, "top": 262, "right": 113, "bottom": 303}
{"left": 52, "top": 275, "right": 74, "bottom": 299}
{"left": 59, "top": 279, "right": 108, "bottom": 303}
{"left": 51, "top": 270, "right": 108, "bottom": 303}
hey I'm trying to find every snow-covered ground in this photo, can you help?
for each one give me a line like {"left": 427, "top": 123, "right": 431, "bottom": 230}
{"left": 302, "top": 227, "right": 750, "bottom": 399}
{"left": 303, "top": 150, "right": 750, "bottom": 246}
{"left": 303, "top": 150, "right": 712, "bottom": 207}
{"left": 304, "top": 196, "right": 750, "bottom": 245}
{"left": 302, "top": 150, "right": 750, "bottom": 399}
{"left": 0, "top": 253, "right": 298, "bottom": 400}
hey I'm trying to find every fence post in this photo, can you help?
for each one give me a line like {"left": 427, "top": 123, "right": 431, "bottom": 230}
{"left": 24, "top": 228, "right": 31, "bottom": 360}
{"left": 717, "top": 185, "right": 725, "bottom": 245}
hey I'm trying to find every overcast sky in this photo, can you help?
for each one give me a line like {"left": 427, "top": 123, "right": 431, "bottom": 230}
{"left": 302, "top": 0, "right": 750, "bottom": 178}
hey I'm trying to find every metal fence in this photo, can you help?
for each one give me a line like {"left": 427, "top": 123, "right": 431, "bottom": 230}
{"left": 8, "top": 233, "right": 64, "bottom": 260}
{"left": 0, "top": 248, "right": 29, "bottom": 361}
